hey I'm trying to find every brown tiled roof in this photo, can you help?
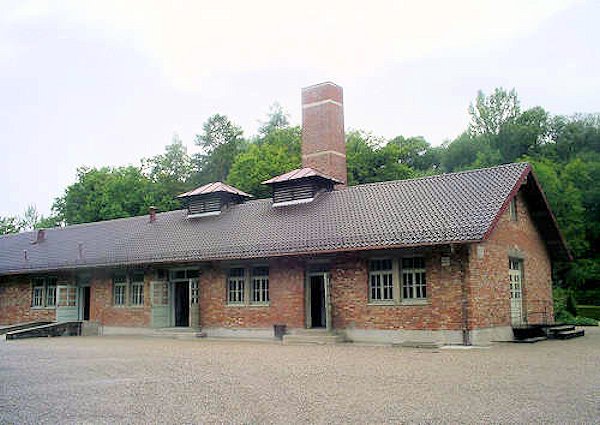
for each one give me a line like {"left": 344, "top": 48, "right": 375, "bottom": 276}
{"left": 177, "top": 182, "right": 253, "bottom": 198}
{"left": 0, "top": 163, "right": 568, "bottom": 275}
{"left": 262, "top": 167, "right": 343, "bottom": 184}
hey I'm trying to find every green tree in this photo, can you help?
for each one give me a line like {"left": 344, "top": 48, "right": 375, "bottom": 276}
{"left": 194, "top": 114, "right": 246, "bottom": 184}
{"left": 468, "top": 88, "right": 520, "bottom": 137}
{"left": 258, "top": 102, "right": 290, "bottom": 135}
{"left": 53, "top": 166, "right": 174, "bottom": 225}
{"left": 227, "top": 127, "right": 301, "bottom": 198}
{"left": 143, "top": 135, "right": 194, "bottom": 200}
{"left": 0, "top": 216, "right": 21, "bottom": 235}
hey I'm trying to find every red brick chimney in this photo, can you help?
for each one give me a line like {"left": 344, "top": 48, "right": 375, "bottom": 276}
{"left": 301, "top": 82, "right": 347, "bottom": 185}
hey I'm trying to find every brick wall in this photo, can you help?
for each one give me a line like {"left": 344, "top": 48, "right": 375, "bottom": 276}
{"left": 89, "top": 270, "right": 151, "bottom": 327}
{"left": 200, "top": 258, "right": 305, "bottom": 329}
{"left": 330, "top": 247, "right": 467, "bottom": 331}
{"left": 0, "top": 276, "right": 56, "bottom": 325}
{"left": 467, "top": 190, "right": 554, "bottom": 328}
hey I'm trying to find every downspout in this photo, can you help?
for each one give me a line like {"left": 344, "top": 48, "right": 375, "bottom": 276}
{"left": 460, "top": 244, "right": 471, "bottom": 346}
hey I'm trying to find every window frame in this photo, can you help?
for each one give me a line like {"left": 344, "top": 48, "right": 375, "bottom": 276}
{"left": 31, "top": 276, "right": 58, "bottom": 309}
{"left": 509, "top": 197, "right": 518, "bottom": 222}
{"left": 226, "top": 265, "right": 270, "bottom": 307}
{"left": 130, "top": 271, "right": 145, "bottom": 307}
{"left": 367, "top": 256, "right": 428, "bottom": 306}
{"left": 368, "top": 258, "right": 395, "bottom": 304}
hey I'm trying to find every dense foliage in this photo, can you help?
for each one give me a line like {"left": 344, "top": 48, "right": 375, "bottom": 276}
{"left": 2, "top": 94, "right": 599, "bottom": 295}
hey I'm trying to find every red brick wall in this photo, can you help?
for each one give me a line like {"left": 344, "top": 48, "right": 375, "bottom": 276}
{"left": 200, "top": 258, "right": 305, "bottom": 329}
{"left": 90, "top": 270, "right": 151, "bottom": 327}
{"left": 0, "top": 276, "right": 56, "bottom": 325}
{"left": 330, "top": 247, "right": 467, "bottom": 331}
{"left": 467, "top": 191, "right": 554, "bottom": 328}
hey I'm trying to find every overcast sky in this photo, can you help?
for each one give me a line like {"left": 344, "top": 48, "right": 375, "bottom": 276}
{"left": 1, "top": 0, "right": 598, "bottom": 218}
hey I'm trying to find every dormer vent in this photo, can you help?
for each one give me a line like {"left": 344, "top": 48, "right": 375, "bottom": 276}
{"left": 262, "top": 167, "right": 342, "bottom": 207}
{"left": 177, "top": 182, "right": 252, "bottom": 218}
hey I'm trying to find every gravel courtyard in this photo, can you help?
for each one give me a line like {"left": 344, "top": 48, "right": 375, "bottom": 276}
{"left": 1, "top": 329, "right": 599, "bottom": 424}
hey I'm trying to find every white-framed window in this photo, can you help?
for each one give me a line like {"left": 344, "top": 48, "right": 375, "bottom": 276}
{"left": 401, "top": 257, "right": 426, "bottom": 300}
{"left": 251, "top": 267, "right": 269, "bottom": 304}
{"left": 227, "top": 266, "right": 270, "bottom": 306}
{"left": 130, "top": 271, "right": 144, "bottom": 306}
{"left": 367, "top": 256, "right": 428, "bottom": 304}
{"left": 369, "top": 259, "right": 394, "bottom": 302}
{"left": 113, "top": 274, "right": 127, "bottom": 306}
{"left": 227, "top": 268, "right": 245, "bottom": 304}
{"left": 31, "top": 276, "right": 58, "bottom": 308}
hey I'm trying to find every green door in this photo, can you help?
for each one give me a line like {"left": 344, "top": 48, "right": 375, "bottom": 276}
{"left": 56, "top": 285, "right": 78, "bottom": 322}
{"left": 151, "top": 281, "right": 170, "bottom": 328}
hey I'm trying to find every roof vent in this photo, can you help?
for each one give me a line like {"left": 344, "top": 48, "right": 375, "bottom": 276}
{"left": 262, "top": 167, "right": 342, "bottom": 207}
{"left": 177, "top": 182, "right": 253, "bottom": 218}
{"left": 149, "top": 206, "right": 157, "bottom": 223}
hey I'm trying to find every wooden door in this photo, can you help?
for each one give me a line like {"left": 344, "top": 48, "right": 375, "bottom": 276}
{"left": 56, "top": 285, "right": 78, "bottom": 322}
{"left": 151, "top": 281, "right": 170, "bottom": 328}
{"left": 509, "top": 259, "right": 524, "bottom": 326}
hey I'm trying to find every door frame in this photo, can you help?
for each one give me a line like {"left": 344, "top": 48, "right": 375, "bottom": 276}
{"left": 305, "top": 271, "right": 331, "bottom": 331}
{"left": 77, "top": 275, "right": 91, "bottom": 321}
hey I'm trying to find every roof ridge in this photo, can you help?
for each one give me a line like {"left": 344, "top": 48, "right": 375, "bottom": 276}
{"left": 344, "top": 162, "right": 529, "bottom": 190}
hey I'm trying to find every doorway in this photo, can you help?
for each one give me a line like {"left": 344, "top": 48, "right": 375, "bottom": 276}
{"left": 509, "top": 258, "right": 524, "bottom": 326}
{"left": 174, "top": 282, "right": 189, "bottom": 327}
{"left": 82, "top": 286, "right": 91, "bottom": 321}
{"left": 310, "top": 275, "right": 326, "bottom": 328}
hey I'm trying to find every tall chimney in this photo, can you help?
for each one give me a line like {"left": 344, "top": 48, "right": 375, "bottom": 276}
{"left": 301, "top": 82, "right": 347, "bottom": 185}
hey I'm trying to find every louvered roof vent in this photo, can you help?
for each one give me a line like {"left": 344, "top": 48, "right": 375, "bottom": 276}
{"left": 177, "top": 182, "right": 252, "bottom": 218}
{"left": 262, "top": 167, "right": 343, "bottom": 207}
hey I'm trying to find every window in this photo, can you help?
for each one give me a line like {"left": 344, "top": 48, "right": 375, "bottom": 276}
{"left": 32, "top": 285, "right": 44, "bottom": 308}
{"left": 367, "top": 256, "right": 428, "bottom": 304}
{"left": 227, "top": 268, "right": 245, "bottom": 304}
{"left": 402, "top": 257, "right": 426, "bottom": 300}
{"left": 227, "top": 266, "right": 270, "bottom": 306}
{"left": 509, "top": 197, "right": 518, "bottom": 221}
{"left": 190, "top": 279, "right": 199, "bottom": 305}
{"left": 130, "top": 271, "right": 144, "bottom": 306}
{"left": 369, "top": 259, "right": 394, "bottom": 302}
{"left": 31, "top": 276, "right": 57, "bottom": 308}
{"left": 113, "top": 274, "right": 127, "bottom": 306}
{"left": 46, "top": 277, "right": 57, "bottom": 307}
{"left": 251, "top": 267, "right": 269, "bottom": 304}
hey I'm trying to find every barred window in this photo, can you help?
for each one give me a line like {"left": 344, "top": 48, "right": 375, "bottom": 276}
{"left": 369, "top": 259, "right": 394, "bottom": 302}
{"left": 31, "top": 277, "right": 57, "bottom": 308}
{"left": 113, "top": 274, "right": 127, "bottom": 306}
{"left": 251, "top": 267, "right": 269, "bottom": 304}
{"left": 402, "top": 257, "right": 426, "bottom": 300}
{"left": 227, "top": 268, "right": 245, "bottom": 304}
{"left": 130, "top": 271, "right": 144, "bottom": 306}
{"left": 46, "top": 277, "right": 57, "bottom": 307}
{"left": 32, "top": 286, "right": 44, "bottom": 307}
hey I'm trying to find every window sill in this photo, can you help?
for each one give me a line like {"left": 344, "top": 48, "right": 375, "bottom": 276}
{"left": 31, "top": 306, "right": 56, "bottom": 310}
{"left": 400, "top": 299, "right": 429, "bottom": 306}
{"left": 367, "top": 301, "right": 395, "bottom": 306}
{"left": 226, "top": 303, "right": 271, "bottom": 308}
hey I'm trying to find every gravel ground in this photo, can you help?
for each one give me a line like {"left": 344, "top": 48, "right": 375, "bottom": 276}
{"left": 0, "top": 329, "right": 599, "bottom": 424}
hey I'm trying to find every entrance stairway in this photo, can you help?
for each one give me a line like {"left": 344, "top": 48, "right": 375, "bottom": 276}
{"left": 282, "top": 329, "right": 345, "bottom": 345}
{"left": 512, "top": 324, "right": 585, "bottom": 343}
{"left": 150, "top": 327, "right": 206, "bottom": 340}
{"left": 0, "top": 321, "right": 52, "bottom": 336}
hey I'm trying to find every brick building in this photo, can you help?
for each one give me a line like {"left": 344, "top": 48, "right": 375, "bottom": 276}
{"left": 0, "top": 82, "right": 570, "bottom": 345}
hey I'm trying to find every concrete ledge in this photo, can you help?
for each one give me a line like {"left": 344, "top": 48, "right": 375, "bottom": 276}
{"left": 343, "top": 329, "right": 463, "bottom": 346}
{"left": 101, "top": 326, "right": 156, "bottom": 336}
{"left": 203, "top": 327, "right": 276, "bottom": 340}
{"left": 470, "top": 326, "right": 513, "bottom": 345}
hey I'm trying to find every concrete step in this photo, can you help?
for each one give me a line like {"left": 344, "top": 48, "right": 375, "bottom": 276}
{"left": 553, "top": 329, "right": 585, "bottom": 340}
{"left": 149, "top": 328, "right": 206, "bottom": 340}
{"left": 393, "top": 341, "right": 443, "bottom": 349}
{"left": 548, "top": 325, "right": 575, "bottom": 334}
{"left": 282, "top": 332, "right": 344, "bottom": 345}
{"left": 6, "top": 322, "right": 82, "bottom": 340}
{"left": 513, "top": 336, "right": 548, "bottom": 344}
